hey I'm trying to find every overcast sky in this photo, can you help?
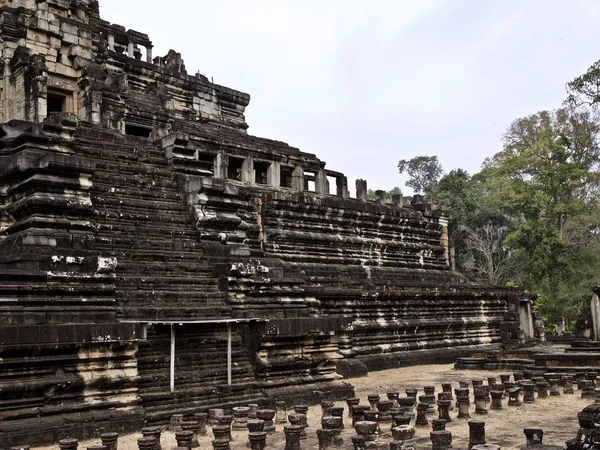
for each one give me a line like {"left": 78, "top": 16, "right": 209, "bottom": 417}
{"left": 100, "top": 0, "right": 600, "bottom": 194}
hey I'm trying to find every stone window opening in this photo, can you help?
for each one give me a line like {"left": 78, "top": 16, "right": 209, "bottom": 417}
{"left": 304, "top": 170, "right": 317, "bottom": 192}
{"left": 47, "top": 93, "right": 65, "bottom": 114}
{"left": 197, "top": 153, "right": 215, "bottom": 175}
{"left": 227, "top": 157, "right": 244, "bottom": 181}
{"left": 47, "top": 89, "right": 73, "bottom": 116}
{"left": 254, "top": 161, "right": 270, "bottom": 185}
{"left": 326, "top": 175, "right": 337, "bottom": 195}
{"left": 125, "top": 123, "right": 152, "bottom": 138}
{"left": 280, "top": 167, "right": 293, "bottom": 188}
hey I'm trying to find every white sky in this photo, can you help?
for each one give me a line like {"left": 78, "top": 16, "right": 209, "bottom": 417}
{"left": 99, "top": 0, "right": 600, "bottom": 194}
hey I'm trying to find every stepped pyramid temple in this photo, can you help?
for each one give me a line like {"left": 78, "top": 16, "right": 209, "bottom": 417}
{"left": 0, "top": 0, "right": 539, "bottom": 445}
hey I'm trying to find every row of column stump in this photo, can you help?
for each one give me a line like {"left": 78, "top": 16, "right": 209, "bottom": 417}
{"left": 7, "top": 369, "right": 596, "bottom": 450}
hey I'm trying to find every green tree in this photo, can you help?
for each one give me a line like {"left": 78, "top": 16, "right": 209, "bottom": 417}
{"left": 398, "top": 156, "right": 443, "bottom": 194}
{"left": 481, "top": 108, "right": 600, "bottom": 323}
{"left": 566, "top": 60, "right": 600, "bottom": 108}
{"left": 434, "top": 169, "right": 512, "bottom": 282}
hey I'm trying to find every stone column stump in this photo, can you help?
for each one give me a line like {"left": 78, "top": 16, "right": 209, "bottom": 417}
{"left": 100, "top": 433, "right": 119, "bottom": 450}
{"left": 431, "top": 430, "right": 453, "bottom": 450}
{"left": 468, "top": 421, "right": 486, "bottom": 449}
{"left": 490, "top": 391, "right": 504, "bottom": 410}
{"left": 284, "top": 425, "right": 303, "bottom": 450}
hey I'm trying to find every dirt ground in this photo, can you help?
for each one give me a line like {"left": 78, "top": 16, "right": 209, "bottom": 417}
{"left": 34, "top": 364, "right": 588, "bottom": 450}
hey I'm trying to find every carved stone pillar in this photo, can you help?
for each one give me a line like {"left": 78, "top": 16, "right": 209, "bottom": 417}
{"left": 468, "top": 421, "right": 486, "bottom": 449}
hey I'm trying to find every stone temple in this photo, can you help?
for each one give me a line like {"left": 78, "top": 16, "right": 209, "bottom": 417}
{"left": 0, "top": 0, "right": 538, "bottom": 446}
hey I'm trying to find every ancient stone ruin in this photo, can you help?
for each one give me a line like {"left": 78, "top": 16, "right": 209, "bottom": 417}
{"left": 0, "top": 0, "right": 532, "bottom": 446}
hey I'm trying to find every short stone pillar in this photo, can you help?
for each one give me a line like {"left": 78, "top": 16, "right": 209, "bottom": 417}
{"left": 248, "top": 432, "right": 267, "bottom": 450}
{"left": 295, "top": 405, "right": 309, "bottom": 439}
{"left": 59, "top": 440, "right": 79, "bottom": 450}
{"left": 474, "top": 387, "right": 488, "bottom": 415}
{"left": 415, "top": 402, "right": 429, "bottom": 426}
{"left": 367, "top": 395, "right": 380, "bottom": 410}
{"left": 256, "top": 409, "right": 276, "bottom": 434}
{"left": 405, "top": 389, "right": 418, "bottom": 399}
{"left": 387, "top": 392, "right": 400, "bottom": 407}
{"left": 318, "top": 400, "right": 332, "bottom": 418}
{"left": 194, "top": 412, "right": 208, "bottom": 436}
{"left": 392, "top": 413, "right": 412, "bottom": 428}
{"left": 507, "top": 387, "right": 522, "bottom": 406}
{"left": 351, "top": 435, "right": 366, "bottom": 450}
{"left": 490, "top": 391, "right": 504, "bottom": 410}
{"left": 247, "top": 420, "right": 265, "bottom": 447}
{"left": 170, "top": 414, "right": 185, "bottom": 431}
{"left": 276, "top": 401, "right": 287, "bottom": 424}
{"left": 182, "top": 422, "right": 200, "bottom": 448}
{"left": 317, "top": 429, "right": 335, "bottom": 450}
{"left": 363, "top": 410, "right": 380, "bottom": 433}
{"left": 487, "top": 377, "right": 497, "bottom": 387}
{"left": 391, "top": 425, "right": 415, "bottom": 450}
{"left": 331, "top": 406, "right": 344, "bottom": 429}
{"left": 437, "top": 399, "right": 452, "bottom": 423}
{"left": 321, "top": 415, "right": 343, "bottom": 446}
{"left": 209, "top": 409, "right": 225, "bottom": 426}
{"left": 432, "top": 419, "right": 447, "bottom": 431}
{"left": 376, "top": 400, "right": 393, "bottom": 423}
{"left": 355, "top": 421, "right": 377, "bottom": 443}
{"left": 524, "top": 428, "right": 544, "bottom": 447}
{"left": 499, "top": 374, "right": 511, "bottom": 384}
{"left": 472, "top": 379, "right": 484, "bottom": 388}
{"left": 513, "top": 372, "right": 524, "bottom": 382}
{"left": 549, "top": 379, "right": 561, "bottom": 396}
{"left": 175, "top": 431, "right": 193, "bottom": 449}
{"left": 397, "top": 397, "right": 416, "bottom": 413}
{"left": 563, "top": 376, "right": 575, "bottom": 394}
{"left": 442, "top": 383, "right": 453, "bottom": 395}
{"left": 212, "top": 439, "right": 230, "bottom": 450}
{"left": 284, "top": 425, "right": 303, "bottom": 450}
{"left": 522, "top": 383, "right": 535, "bottom": 403}
{"left": 353, "top": 405, "right": 369, "bottom": 426}
{"left": 217, "top": 416, "right": 233, "bottom": 441}
{"left": 212, "top": 425, "right": 232, "bottom": 443}
{"left": 420, "top": 394, "right": 436, "bottom": 415}
{"left": 289, "top": 414, "right": 308, "bottom": 441}
{"left": 469, "top": 421, "right": 486, "bottom": 449}
{"left": 100, "top": 433, "right": 119, "bottom": 450}
{"left": 141, "top": 427, "right": 162, "bottom": 450}
{"left": 431, "top": 430, "right": 453, "bottom": 450}
{"left": 581, "top": 380, "right": 596, "bottom": 398}
{"left": 247, "top": 404, "right": 259, "bottom": 420}
{"left": 137, "top": 438, "right": 156, "bottom": 450}
{"left": 456, "top": 395, "right": 471, "bottom": 419}
{"left": 233, "top": 407, "right": 251, "bottom": 430}
{"left": 536, "top": 381, "right": 549, "bottom": 398}
{"left": 459, "top": 381, "right": 470, "bottom": 389}
{"left": 346, "top": 398, "right": 360, "bottom": 418}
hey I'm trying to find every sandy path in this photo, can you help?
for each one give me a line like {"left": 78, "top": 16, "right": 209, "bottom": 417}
{"left": 33, "top": 364, "right": 587, "bottom": 450}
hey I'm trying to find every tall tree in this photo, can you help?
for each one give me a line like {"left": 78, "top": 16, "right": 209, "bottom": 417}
{"left": 398, "top": 155, "right": 443, "bottom": 194}
{"left": 566, "top": 60, "right": 600, "bottom": 108}
{"left": 481, "top": 108, "right": 600, "bottom": 322}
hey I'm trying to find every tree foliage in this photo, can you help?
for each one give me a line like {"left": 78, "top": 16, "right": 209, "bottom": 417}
{"left": 566, "top": 60, "right": 600, "bottom": 108}
{"left": 398, "top": 155, "right": 443, "bottom": 194}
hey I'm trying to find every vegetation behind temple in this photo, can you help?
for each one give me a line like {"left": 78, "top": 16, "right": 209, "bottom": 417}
{"left": 397, "top": 62, "right": 600, "bottom": 330}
